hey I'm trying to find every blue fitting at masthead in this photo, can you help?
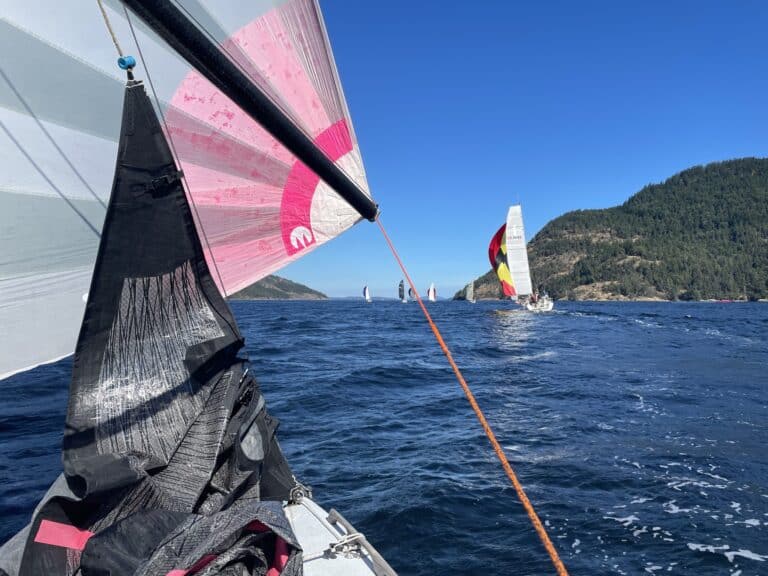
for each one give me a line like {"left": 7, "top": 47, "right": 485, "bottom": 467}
{"left": 118, "top": 55, "right": 136, "bottom": 70}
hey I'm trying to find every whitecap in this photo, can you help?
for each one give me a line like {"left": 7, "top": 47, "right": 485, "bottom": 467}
{"left": 604, "top": 514, "right": 640, "bottom": 527}
{"left": 724, "top": 549, "right": 768, "bottom": 563}
{"left": 663, "top": 500, "right": 691, "bottom": 514}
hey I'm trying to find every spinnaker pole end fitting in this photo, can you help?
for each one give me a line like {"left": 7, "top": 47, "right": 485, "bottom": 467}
{"left": 118, "top": 55, "right": 137, "bottom": 80}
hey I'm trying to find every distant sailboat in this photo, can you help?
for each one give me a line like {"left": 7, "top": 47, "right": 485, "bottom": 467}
{"left": 408, "top": 287, "right": 415, "bottom": 301}
{"left": 488, "top": 205, "right": 553, "bottom": 312}
{"left": 363, "top": 285, "right": 372, "bottom": 303}
{"left": 399, "top": 280, "right": 407, "bottom": 303}
{"left": 466, "top": 281, "right": 476, "bottom": 303}
{"left": 427, "top": 283, "right": 437, "bottom": 302}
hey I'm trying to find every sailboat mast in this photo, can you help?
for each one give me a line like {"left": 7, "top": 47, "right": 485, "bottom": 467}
{"left": 122, "top": 0, "right": 378, "bottom": 222}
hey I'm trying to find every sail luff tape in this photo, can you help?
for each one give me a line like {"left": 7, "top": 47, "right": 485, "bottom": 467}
{"left": 376, "top": 217, "right": 570, "bottom": 576}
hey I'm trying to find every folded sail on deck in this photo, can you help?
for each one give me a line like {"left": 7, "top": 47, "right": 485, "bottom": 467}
{"left": 0, "top": 0, "right": 371, "bottom": 380}
{"left": 4, "top": 79, "right": 300, "bottom": 576}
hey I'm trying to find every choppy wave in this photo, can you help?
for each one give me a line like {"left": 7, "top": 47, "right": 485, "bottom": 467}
{"left": 1, "top": 300, "right": 766, "bottom": 575}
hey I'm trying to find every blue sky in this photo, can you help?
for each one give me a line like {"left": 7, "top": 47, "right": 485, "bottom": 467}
{"left": 281, "top": 0, "right": 768, "bottom": 298}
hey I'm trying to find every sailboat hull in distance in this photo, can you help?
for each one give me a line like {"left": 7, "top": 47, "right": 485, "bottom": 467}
{"left": 525, "top": 299, "right": 554, "bottom": 312}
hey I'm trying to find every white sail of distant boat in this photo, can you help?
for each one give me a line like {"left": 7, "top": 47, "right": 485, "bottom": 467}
{"left": 489, "top": 204, "right": 553, "bottom": 312}
{"left": 408, "top": 287, "right": 415, "bottom": 301}
{"left": 466, "top": 281, "right": 476, "bottom": 303}
{"left": 427, "top": 283, "right": 437, "bottom": 302}
{"left": 505, "top": 205, "right": 533, "bottom": 297}
{"left": 363, "top": 285, "right": 372, "bottom": 303}
{"left": 398, "top": 280, "right": 407, "bottom": 303}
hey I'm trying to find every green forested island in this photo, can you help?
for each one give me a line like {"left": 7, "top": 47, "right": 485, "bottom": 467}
{"left": 230, "top": 275, "right": 327, "bottom": 300}
{"left": 459, "top": 158, "right": 768, "bottom": 301}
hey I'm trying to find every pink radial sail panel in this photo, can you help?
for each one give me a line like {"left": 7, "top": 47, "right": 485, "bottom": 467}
{"left": 166, "top": 0, "right": 371, "bottom": 296}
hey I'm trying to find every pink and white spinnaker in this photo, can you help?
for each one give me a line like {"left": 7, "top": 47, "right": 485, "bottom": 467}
{"left": 0, "top": 0, "right": 370, "bottom": 378}
{"left": 165, "top": 0, "right": 371, "bottom": 295}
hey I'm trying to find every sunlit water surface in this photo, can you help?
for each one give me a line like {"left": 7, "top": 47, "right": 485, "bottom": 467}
{"left": 1, "top": 301, "right": 766, "bottom": 575}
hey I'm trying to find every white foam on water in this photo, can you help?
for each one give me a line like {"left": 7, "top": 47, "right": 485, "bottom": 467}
{"left": 687, "top": 543, "right": 768, "bottom": 564}
{"left": 724, "top": 549, "right": 767, "bottom": 563}
{"left": 688, "top": 543, "right": 730, "bottom": 553}
{"left": 698, "top": 469, "right": 729, "bottom": 482}
{"left": 737, "top": 519, "right": 760, "bottom": 527}
{"left": 667, "top": 478, "right": 728, "bottom": 491}
{"left": 634, "top": 318, "right": 661, "bottom": 328}
{"left": 604, "top": 514, "right": 640, "bottom": 527}
{"left": 663, "top": 500, "right": 692, "bottom": 514}
{"left": 510, "top": 350, "right": 557, "bottom": 363}
{"left": 631, "top": 497, "right": 652, "bottom": 504}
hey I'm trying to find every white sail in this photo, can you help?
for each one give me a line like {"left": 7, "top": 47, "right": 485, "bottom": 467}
{"left": 363, "top": 285, "right": 371, "bottom": 302}
{"left": 427, "top": 283, "right": 436, "bottom": 302}
{"left": 505, "top": 205, "right": 533, "bottom": 297}
{"left": 466, "top": 281, "right": 475, "bottom": 302}
{"left": 0, "top": 0, "right": 372, "bottom": 380}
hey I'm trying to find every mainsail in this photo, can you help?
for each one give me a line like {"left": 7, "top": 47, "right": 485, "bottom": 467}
{"left": 505, "top": 205, "right": 533, "bottom": 296}
{"left": 427, "top": 283, "right": 437, "bottom": 302}
{"left": 398, "top": 280, "right": 405, "bottom": 302}
{"left": 466, "top": 281, "right": 475, "bottom": 302}
{"left": 488, "top": 205, "right": 532, "bottom": 298}
{"left": 363, "top": 285, "right": 372, "bottom": 302}
{"left": 0, "top": 0, "right": 372, "bottom": 380}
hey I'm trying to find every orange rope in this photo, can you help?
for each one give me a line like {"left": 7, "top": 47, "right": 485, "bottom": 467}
{"left": 376, "top": 217, "right": 569, "bottom": 576}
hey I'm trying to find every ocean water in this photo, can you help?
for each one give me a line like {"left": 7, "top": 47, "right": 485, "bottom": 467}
{"left": 1, "top": 300, "right": 766, "bottom": 575}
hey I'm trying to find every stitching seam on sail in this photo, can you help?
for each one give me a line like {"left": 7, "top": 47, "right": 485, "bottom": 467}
{"left": 0, "top": 67, "right": 107, "bottom": 211}
{"left": 0, "top": 118, "right": 101, "bottom": 238}
{"left": 376, "top": 216, "right": 570, "bottom": 576}
{"left": 122, "top": 6, "right": 231, "bottom": 307}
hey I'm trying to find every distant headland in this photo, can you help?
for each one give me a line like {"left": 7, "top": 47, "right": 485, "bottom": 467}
{"left": 229, "top": 275, "right": 327, "bottom": 300}
{"left": 456, "top": 158, "right": 768, "bottom": 302}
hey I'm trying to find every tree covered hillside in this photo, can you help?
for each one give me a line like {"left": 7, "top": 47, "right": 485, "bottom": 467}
{"left": 458, "top": 158, "right": 768, "bottom": 300}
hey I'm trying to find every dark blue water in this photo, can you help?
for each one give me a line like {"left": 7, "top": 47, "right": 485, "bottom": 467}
{"left": 1, "top": 301, "right": 766, "bottom": 575}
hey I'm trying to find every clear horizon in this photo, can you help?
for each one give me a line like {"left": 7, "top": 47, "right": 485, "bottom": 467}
{"left": 276, "top": 1, "right": 768, "bottom": 298}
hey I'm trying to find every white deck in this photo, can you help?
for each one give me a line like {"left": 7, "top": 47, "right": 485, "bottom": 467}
{"left": 285, "top": 497, "right": 396, "bottom": 576}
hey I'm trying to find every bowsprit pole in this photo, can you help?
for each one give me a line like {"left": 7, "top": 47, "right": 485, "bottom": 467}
{"left": 121, "top": 0, "right": 378, "bottom": 223}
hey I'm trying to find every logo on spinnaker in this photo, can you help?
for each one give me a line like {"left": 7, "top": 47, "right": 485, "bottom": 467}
{"left": 290, "top": 226, "right": 314, "bottom": 250}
